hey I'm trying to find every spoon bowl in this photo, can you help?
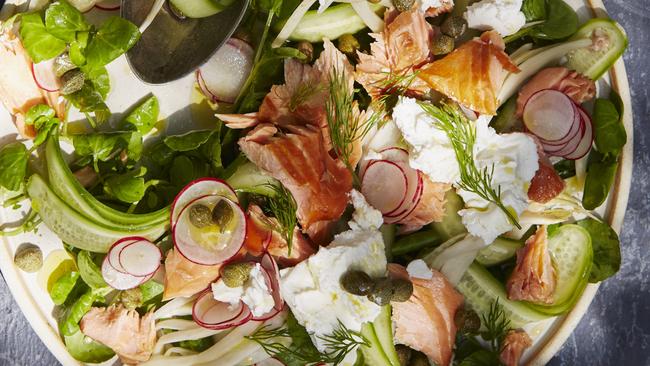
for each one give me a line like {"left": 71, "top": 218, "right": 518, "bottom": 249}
{"left": 122, "top": 0, "right": 249, "bottom": 84}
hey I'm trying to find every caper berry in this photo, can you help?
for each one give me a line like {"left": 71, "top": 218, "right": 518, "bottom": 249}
{"left": 455, "top": 307, "right": 481, "bottom": 334}
{"left": 367, "top": 278, "right": 393, "bottom": 306}
{"left": 14, "top": 244, "right": 43, "bottom": 273}
{"left": 60, "top": 69, "right": 85, "bottom": 95}
{"left": 211, "top": 199, "right": 234, "bottom": 232}
{"left": 297, "top": 41, "right": 314, "bottom": 63}
{"left": 120, "top": 287, "right": 143, "bottom": 310}
{"left": 432, "top": 35, "right": 455, "bottom": 56}
{"left": 54, "top": 53, "right": 77, "bottom": 77}
{"left": 393, "top": 0, "right": 415, "bottom": 12}
{"left": 340, "top": 270, "right": 375, "bottom": 296}
{"left": 390, "top": 278, "right": 414, "bottom": 302}
{"left": 337, "top": 34, "right": 360, "bottom": 57}
{"left": 189, "top": 204, "right": 213, "bottom": 228}
{"left": 395, "top": 344, "right": 413, "bottom": 366}
{"left": 408, "top": 351, "right": 429, "bottom": 366}
{"left": 441, "top": 16, "right": 468, "bottom": 38}
{"left": 221, "top": 262, "right": 252, "bottom": 288}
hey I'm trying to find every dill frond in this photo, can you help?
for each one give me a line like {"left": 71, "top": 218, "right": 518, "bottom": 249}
{"left": 418, "top": 102, "right": 522, "bottom": 229}
{"left": 317, "top": 320, "right": 369, "bottom": 365}
{"left": 289, "top": 82, "right": 325, "bottom": 112}
{"left": 264, "top": 183, "right": 298, "bottom": 255}
{"left": 481, "top": 299, "right": 511, "bottom": 353}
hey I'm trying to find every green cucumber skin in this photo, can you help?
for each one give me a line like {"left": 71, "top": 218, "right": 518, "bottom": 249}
{"left": 360, "top": 322, "right": 394, "bottom": 366}
{"left": 372, "top": 306, "right": 400, "bottom": 366}
{"left": 46, "top": 135, "right": 170, "bottom": 230}
{"left": 169, "top": 0, "right": 229, "bottom": 18}
{"left": 566, "top": 18, "right": 628, "bottom": 80}
{"left": 225, "top": 161, "right": 278, "bottom": 196}
{"left": 476, "top": 237, "right": 523, "bottom": 267}
{"left": 528, "top": 225, "right": 592, "bottom": 315}
{"left": 458, "top": 263, "right": 549, "bottom": 328}
{"left": 429, "top": 190, "right": 467, "bottom": 241}
{"left": 28, "top": 175, "right": 167, "bottom": 253}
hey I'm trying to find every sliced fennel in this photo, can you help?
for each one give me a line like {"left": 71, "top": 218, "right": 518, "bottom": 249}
{"left": 423, "top": 234, "right": 482, "bottom": 285}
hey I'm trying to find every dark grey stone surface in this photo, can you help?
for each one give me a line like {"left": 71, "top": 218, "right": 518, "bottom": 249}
{"left": 0, "top": 0, "right": 648, "bottom": 365}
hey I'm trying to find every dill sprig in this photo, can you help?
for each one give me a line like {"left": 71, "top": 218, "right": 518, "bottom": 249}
{"left": 289, "top": 82, "right": 326, "bottom": 112}
{"left": 481, "top": 299, "right": 511, "bottom": 353}
{"left": 417, "top": 102, "right": 522, "bottom": 229}
{"left": 264, "top": 183, "right": 298, "bottom": 255}
{"left": 247, "top": 320, "right": 368, "bottom": 365}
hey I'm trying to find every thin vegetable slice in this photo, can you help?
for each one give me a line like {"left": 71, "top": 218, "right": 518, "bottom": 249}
{"left": 107, "top": 237, "right": 140, "bottom": 274}
{"left": 563, "top": 107, "right": 593, "bottom": 160}
{"left": 32, "top": 58, "right": 61, "bottom": 92}
{"left": 523, "top": 90, "right": 576, "bottom": 141}
{"left": 256, "top": 358, "right": 286, "bottom": 366}
{"left": 171, "top": 178, "right": 238, "bottom": 228}
{"left": 102, "top": 256, "right": 151, "bottom": 290}
{"left": 260, "top": 253, "right": 283, "bottom": 312}
{"left": 197, "top": 38, "right": 254, "bottom": 104}
{"left": 361, "top": 160, "right": 408, "bottom": 215}
{"left": 94, "top": 0, "right": 120, "bottom": 10}
{"left": 192, "top": 290, "right": 252, "bottom": 329}
{"left": 118, "top": 240, "right": 162, "bottom": 277}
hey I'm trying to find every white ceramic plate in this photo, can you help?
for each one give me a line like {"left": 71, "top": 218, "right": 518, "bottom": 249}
{"left": 0, "top": 0, "right": 633, "bottom": 365}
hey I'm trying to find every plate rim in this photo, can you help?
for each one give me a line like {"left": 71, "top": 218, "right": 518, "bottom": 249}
{"left": 0, "top": 0, "right": 634, "bottom": 365}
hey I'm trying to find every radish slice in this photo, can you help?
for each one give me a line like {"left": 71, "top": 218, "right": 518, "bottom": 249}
{"left": 537, "top": 103, "right": 582, "bottom": 146}
{"left": 523, "top": 90, "right": 576, "bottom": 141}
{"left": 379, "top": 147, "right": 409, "bottom": 163}
{"left": 260, "top": 253, "right": 283, "bottom": 311}
{"left": 256, "top": 358, "right": 287, "bottom": 366}
{"left": 32, "top": 59, "right": 61, "bottom": 92}
{"left": 361, "top": 160, "right": 408, "bottom": 215}
{"left": 94, "top": 0, "right": 120, "bottom": 10}
{"left": 102, "top": 256, "right": 149, "bottom": 290}
{"left": 171, "top": 178, "right": 238, "bottom": 228}
{"left": 197, "top": 71, "right": 218, "bottom": 104}
{"left": 108, "top": 237, "right": 141, "bottom": 274}
{"left": 173, "top": 195, "right": 246, "bottom": 266}
{"left": 545, "top": 119, "right": 585, "bottom": 156}
{"left": 118, "top": 240, "right": 162, "bottom": 277}
{"left": 563, "top": 107, "right": 593, "bottom": 160}
{"left": 192, "top": 290, "right": 252, "bottom": 329}
{"left": 197, "top": 38, "right": 254, "bottom": 104}
{"left": 384, "top": 161, "right": 421, "bottom": 218}
{"left": 385, "top": 170, "right": 424, "bottom": 224}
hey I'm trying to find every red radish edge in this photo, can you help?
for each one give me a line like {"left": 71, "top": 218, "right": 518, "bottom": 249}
{"left": 256, "top": 357, "right": 287, "bottom": 366}
{"left": 537, "top": 103, "right": 582, "bottom": 146}
{"left": 563, "top": 106, "right": 593, "bottom": 160}
{"left": 171, "top": 178, "right": 238, "bottom": 229}
{"left": 197, "top": 38, "right": 254, "bottom": 104}
{"left": 31, "top": 59, "right": 61, "bottom": 92}
{"left": 102, "top": 255, "right": 153, "bottom": 290}
{"left": 361, "top": 160, "right": 408, "bottom": 215}
{"left": 260, "top": 253, "right": 283, "bottom": 311}
{"left": 196, "top": 70, "right": 219, "bottom": 104}
{"left": 94, "top": 0, "right": 120, "bottom": 11}
{"left": 117, "top": 240, "right": 162, "bottom": 277}
{"left": 172, "top": 194, "right": 246, "bottom": 266}
{"left": 192, "top": 289, "right": 252, "bottom": 329}
{"left": 523, "top": 89, "right": 576, "bottom": 141}
{"left": 107, "top": 237, "right": 145, "bottom": 275}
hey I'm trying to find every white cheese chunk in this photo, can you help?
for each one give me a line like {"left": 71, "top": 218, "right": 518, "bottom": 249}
{"left": 211, "top": 263, "right": 275, "bottom": 318}
{"left": 464, "top": 0, "right": 526, "bottom": 36}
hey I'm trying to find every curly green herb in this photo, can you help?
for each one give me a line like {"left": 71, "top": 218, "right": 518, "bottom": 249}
{"left": 264, "top": 183, "right": 298, "bottom": 255}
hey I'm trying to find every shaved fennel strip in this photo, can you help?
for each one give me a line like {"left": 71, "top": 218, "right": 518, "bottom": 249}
{"left": 164, "top": 347, "right": 197, "bottom": 356}
{"left": 156, "top": 319, "right": 199, "bottom": 331}
{"left": 154, "top": 327, "right": 228, "bottom": 354}
{"left": 509, "top": 43, "right": 534, "bottom": 63}
{"left": 350, "top": 0, "right": 383, "bottom": 32}
{"left": 139, "top": 0, "right": 165, "bottom": 33}
{"left": 272, "top": 0, "right": 317, "bottom": 48}
{"left": 154, "top": 295, "right": 197, "bottom": 320}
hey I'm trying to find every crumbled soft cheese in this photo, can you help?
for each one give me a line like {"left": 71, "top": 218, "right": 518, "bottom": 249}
{"left": 458, "top": 116, "right": 538, "bottom": 244}
{"left": 393, "top": 97, "right": 460, "bottom": 184}
{"left": 280, "top": 191, "right": 387, "bottom": 364}
{"left": 212, "top": 263, "right": 275, "bottom": 317}
{"left": 406, "top": 259, "right": 433, "bottom": 280}
{"left": 419, "top": 0, "right": 444, "bottom": 12}
{"left": 464, "top": 0, "right": 526, "bottom": 36}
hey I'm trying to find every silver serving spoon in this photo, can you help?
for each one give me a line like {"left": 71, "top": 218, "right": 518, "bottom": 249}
{"left": 122, "top": 0, "right": 249, "bottom": 84}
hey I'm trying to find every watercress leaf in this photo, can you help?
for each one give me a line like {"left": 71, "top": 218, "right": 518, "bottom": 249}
{"left": 19, "top": 12, "right": 67, "bottom": 62}
{"left": 178, "top": 337, "right": 215, "bottom": 353}
{"left": 122, "top": 95, "right": 159, "bottom": 134}
{"left": 169, "top": 155, "right": 208, "bottom": 187}
{"left": 164, "top": 130, "right": 215, "bottom": 152}
{"left": 32, "top": 117, "right": 60, "bottom": 147}
{"left": 85, "top": 16, "right": 140, "bottom": 68}
{"left": 0, "top": 142, "right": 28, "bottom": 191}
{"left": 44, "top": 0, "right": 90, "bottom": 42}
{"left": 553, "top": 159, "right": 576, "bottom": 179}
{"left": 50, "top": 271, "right": 81, "bottom": 305}
{"left": 592, "top": 97, "right": 626, "bottom": 155}
{"left": 139, "top": 279, "right": 164, "bottom": 308}
{"left": 528, "top": 0, "right": 578, "bottom": 40}
{"left": 104, "top": 166, "right": 147, "bottom": 203}
{"left": 72, "top": 133, "right": 127, "bottom": 162}
{"left": 76, "top": 251, "right": 107, "bottom": 289}
{"left": 577, "top": 218, "right": 621, "bottom": 282}
{"left": 126, "top": 131, "right": 143, "bottom": 161}
{"left": 149, "top": 141, "right": 176, "bottom": 166}
{"left": 522, "top": 0, "right": 546, "bottom": 21}
{"left": 457, "top": 349, "right": 500, "bottom": 366}
{"left": 25, "top": 104, "right": 56, "bottom": 125}
{"left": 582, "top": 149, "right": 618, "bottom": 210}
{"left": 60, "top": 289, "right": 97, "bottom": 336}
{"left": 67, "top": 82, "right": 111, "bottom": 124}
{"left": 64, "top": 330, "right": 115, "bottom": 363}
{"left": 83, "top": 65, "right": 111, "bottom": 99}
{"left": 70, "top": 31, "right": 89, "bottom": 66}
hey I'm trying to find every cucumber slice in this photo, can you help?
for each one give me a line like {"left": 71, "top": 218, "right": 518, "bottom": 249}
{"left": 457, "top": 263, "right": 549, "bottom": 328}
{"left": 275, "top": 3, "right": 383, "bottom": 43}
{"left": 476, "top": 237, "right": 523, "bottom": 267}
{"left": 429, "top": 190, "right": 467, "bottom": 241}
{"left": 372, "top": 305, "right": 400, "bottom": 366}
{"left": 27, "top": 175, "right": 167, "bottom": 253}
{"left": 490, "top": 95, "right": 522, "bottom": 134}
{"left": 529, "top": 225, "right": 592, "bottom": 315}
{"left": 169, "top": 0, "right": 233, "bottom": 18}
{"left": 46, "top": 135, "right": 170, "bottom": 230}
{"left": 565, "top": 18, "right": 628, "bottom": 80}
{"left": 360, "top": 322, "right": 394, "bottom": 366}
{"left": 225, "top": 161, "right": 279, "bottom": 196}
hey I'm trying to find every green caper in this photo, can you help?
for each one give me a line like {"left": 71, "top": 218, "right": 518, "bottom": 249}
{"left": 340, "top": 270, "right": 375, "bottom": 296}
{"left": 395, "top": 344, "right": 413, "bottom": 366}
{"left": 441, "top": 16, "right": 468, "bottom": 38}
{"left": 54, "top": 53, "right": 77, "bottom": 77}
{"left": 393, "top": 0, "right": 415, "bottom": 12}
{"left": 390, "top": 278, "right": 414, "bottom": 302}
{"left": 297, "top": 41, "right": 314, "bottom": 63}
{"left": 14, "top": 244, "right": 43, "bottom": 273}
{"left": 337, "top": 34, "right": 360, "bottom": 57}
{"left": 189, "top": 204, "right": 213, "bottom": 228}
{"left": 432, "top": 35, "right": 455, "bottom": 56}
{"left": 367, "top": 278, "right": 393, "bottom": 306}
{"left": 211, "top": 199, "right": 234, "bottom": 232}
{"left": 60, "top": 69, "right": 85, "bottom": 95}
{"left": 454, "top": 307, "right": 481, "bottom": 334}
{"left": 120, "top": 287, "right": 143, "bottom": 310}
{"left": 221, "top": 262, "right": 252, "bottom": 288}
{"left": 408, "top": 351, "right": 429, "bottom": 366}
